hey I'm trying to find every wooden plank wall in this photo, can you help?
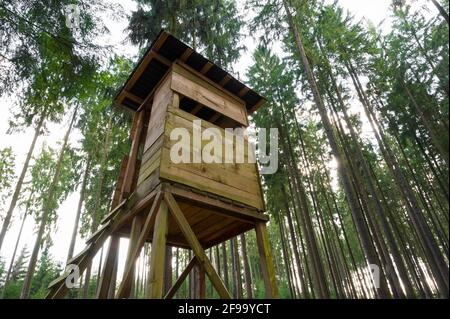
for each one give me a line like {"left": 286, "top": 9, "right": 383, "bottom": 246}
{"left": 160, "top": 107, "right": 264, "bottom": 210}
{"left": 171, "top": 63, "right": 248, "bottom": 127}
{"left": 136, "top": 74, "right": 174, "bottom": 197}
{"left": 137, "top": 63, "right": 264, "bottom": 211}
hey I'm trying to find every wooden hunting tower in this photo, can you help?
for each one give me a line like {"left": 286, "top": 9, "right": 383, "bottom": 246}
{"left": 46, "top": 31, "right": 278, "bottom": 299}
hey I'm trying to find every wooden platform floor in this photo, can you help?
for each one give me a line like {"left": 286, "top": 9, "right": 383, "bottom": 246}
{"left": 116, "top": 183, "right": 268, "bottom": 249}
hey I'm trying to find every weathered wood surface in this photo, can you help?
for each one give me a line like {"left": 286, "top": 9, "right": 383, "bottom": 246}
{"left": 116, "top": 32, "right": 170, "bottom": 106}
{"left": 147, "top": 200, "right": 169, "bottom": 298}
{"left": 96, "top": 235, "right": 120, "bottom": 298}
{"left": 121, "top": 110, "right": 145, "bottom": 198}
{"left": 255, "top": 222, "right": 279, "bottom": 298}
{"left": 144, "top": 75, "right": 173, "bottom": 152}
{"left": 170, "top": 63, "right": 247, "bottom": 126}
{"left": 46, "top": 188, "right": 160, "bottom": 299}
{"left": 160, "top": 107, "right": 264, "bottom": 210}
{"left": 164, "top": 193, "right": 231, "bottom": 299}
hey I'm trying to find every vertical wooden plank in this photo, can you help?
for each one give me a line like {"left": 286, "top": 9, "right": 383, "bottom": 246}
{"left": 144, "top": 76, "right": 173, "bottom": 151}
{"left": 255, "top": 222, "right": 279, "bottom": 298}
{"left": 121, "top": 110, "right": 145, "bottom": 199}
{"left": 111, "top": 156, "right": 129, "bottom": 208}
{"left": 108, "top": 252, "right": 119, "bottom": 298}
{"left": 96, "top": 235, "right": 120, "bottom": 298}
{"left": 146, "top": 200, "right": 169, "bottom": 298}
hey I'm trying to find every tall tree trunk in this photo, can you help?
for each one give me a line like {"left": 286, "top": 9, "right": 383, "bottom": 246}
{"left": 0, "top": 114, "right": 45, "bottom": 253}
{"left": 231, "top": 237, "right": 243, "bottom": 298}
{"left": 275, "top": 212, "right": 296, "bottom": 298}
{"left": 321, "top": 60, "right": 416, "bottom": 297}
{"left": 164, "top": 246, "right": 173, "bottom": 295}
{"left": 277, "top": 122, "right": 330, "bottom": 298}
{"left": 20, "top": 108, "right": 77, "bottom": 299}
{"left": 346, "top": 60, "right": 449, "bottom": 296}
{"left": 285, "top": 177, "right": 316, "bottom": 298}
{"left": 402, "top": 82, "right": 449, "bottom": 165}
{"left": 67, "top": 158, "right": 91, "bottom": 262}
{"left": 221, "top": 242, "right": 229, "bottom": 289}
{"left": 282, "top": 0, "right": 391, "bottom": 298}
{"left": 281, "top": 185, "right": 309, "bottom": 298}
{"left": 431, "top": 0, "right": 450, "bottom": 25}
{"left": 83, "top": 114, "right": 113, "bottom": 298}
{"left": 0, "top": 205, "right": 29, "bottom": 298}
{"left": 239, "top": 234, "right": 253, "bottom": 299}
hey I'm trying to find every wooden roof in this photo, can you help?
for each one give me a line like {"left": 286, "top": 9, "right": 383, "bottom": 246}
{"left": 114, "top": 30, "right": 265, "bottom": 114}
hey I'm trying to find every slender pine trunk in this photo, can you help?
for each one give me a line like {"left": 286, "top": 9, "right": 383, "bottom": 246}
{"left": 431, "top": 0, "right": 450, "bottom": 25}
{"left": 346, "top": 61, "right": 449, "bottom": 296}
{"left": 0, "top": 206, "right": 28, "bottom": 298}
{"left": 239, "top": 234, "right": 253, "bottom": 299}
{"left": 20, "top": 108, "right": 77, "bottom": 299}
{"left": 282, "top": 0, "right": 391, "bottom": 298}
{"left": 0, "top": 114, "right": 45, "bottom": 253}
{"left": 67, "top": 158, "right": 91, "bottom": 262}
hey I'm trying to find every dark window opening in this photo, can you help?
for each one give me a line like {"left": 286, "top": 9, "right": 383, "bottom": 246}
{"left": 179, "top": 96, "right": 242, "bottom": 129}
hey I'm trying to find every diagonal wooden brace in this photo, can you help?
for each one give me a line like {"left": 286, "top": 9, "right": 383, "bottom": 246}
{"left": 96, "top": 235, "right": 120, "bottom": 298}
{"left": 164, "top": 192, "right": 231, "bottom": 299}
{"left": 164, "top": 257, "right": 197, "bottom": 299}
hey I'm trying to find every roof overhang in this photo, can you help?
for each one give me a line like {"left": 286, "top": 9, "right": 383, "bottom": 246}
{"left": 114, "top": 30, "right": 266, "bottom": 114}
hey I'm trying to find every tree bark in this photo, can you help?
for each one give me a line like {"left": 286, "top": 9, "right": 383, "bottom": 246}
{"left": 66, "top": 158, "right": 91, "bottom": 262}
{"left": 0, "top": 114, "right": 45, "bottom": 253}
{"left": 20, "top": 108, "right": 77, "bottom": 299}
{"left": 346, "top": 60, "right": 449, "bottom": 296}
{"left": 431, "top": 0, "right": 450, "bottom": 25}
{"left": 83, "top": 114, "right": 113, "bottom": 298}
{"left": 239, "top": 234, "right": 253, "bottom": 299}
{"left": 221, "top": 242, "right": 229, "bottom": 289}
{"left": 231, "top": 237, "right": 243, "bottom": 298}
{"left": 0, "top": 206, "right": 28, "bottom": 298}
{"left": 282, "top": 0, "right": 391, "bottom": 298}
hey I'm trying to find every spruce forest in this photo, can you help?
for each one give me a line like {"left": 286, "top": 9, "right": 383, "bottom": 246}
{"left": 0, "top": 0, "right": 448, "bottom": 299}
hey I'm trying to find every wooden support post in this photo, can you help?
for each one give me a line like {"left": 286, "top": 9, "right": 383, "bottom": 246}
{"left": 117, "top": 193, "right": 162, "bottom": 298}
{"left": 120, "top": 215, "right": 143, "bottom": 298}
{"left": 96, "top": 235, "right": 120, "bottom": 298}
{"left": 164, "top": 193, "right": 231, "bottom": 299}
{"left": 164, "top": 257, "right": 196, "bottom": 299}
{"left": 146, "top": 200, "right": 169, "bottom": 298}
{"left": 108, "top": 251, "right": 119, "bottom": 298}
{"left": 121, "top": 110, "right": 145, "bottom": 199}
{"left": 255, "top": 222, "right": 278, "bottom": 298}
